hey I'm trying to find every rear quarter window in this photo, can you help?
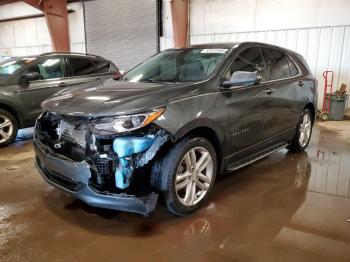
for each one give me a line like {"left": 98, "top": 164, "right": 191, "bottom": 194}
{"left": 67, "top": 57, "right": 95, "bottom": 76}
{"left": 93, "top": 59, "right": 111, "bottom": 74}
{"left": 287, "top": 57, "right": 299, "bottom": 77}
{"left": 109, "top": 62, "right": 118, "bottom": 72}
{"left": 263, "top": 48, "right": 291, "bottom": 80}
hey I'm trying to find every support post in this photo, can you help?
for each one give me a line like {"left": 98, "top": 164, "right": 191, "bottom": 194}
{"left": 170, "top": 0, "right": 189, "bottom": 48}
{"left": 23, "top": 0, "right": 70, "bottom": 52}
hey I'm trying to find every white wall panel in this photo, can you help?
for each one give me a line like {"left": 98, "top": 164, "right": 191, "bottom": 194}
{"left": 187, "top": 0, "right": 350, "bottom": 35}
{"left": 285, "top": 30, "right": 297, "bottom": 51}
{"left": 305, "top": 28, "right": 320, "bottom": 74}
{"left": 0, "top": 2, "right": 85, "bottom": 57}
{"left": 295, "top": 29, "right": 309, "bottom": 58}
{"left": 161, "top": 24, "right": 350, "bottom": 109}
{"left": 0, "top": 2, "right": 40, "bottom": 20}
{"left": 162, "top": 0, "right": 173, "bottom": 37}
{"left": 338, "top": 27, "right": 350, "bottom": 92}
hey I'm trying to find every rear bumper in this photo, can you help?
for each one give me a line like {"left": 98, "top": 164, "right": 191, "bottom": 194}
{"left": 34, "top": 141, "right": 158, "bottom": 216}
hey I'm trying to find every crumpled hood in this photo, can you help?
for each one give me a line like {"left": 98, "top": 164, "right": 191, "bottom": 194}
{"left": 42, "top": 79, "right": 198, "bottom": 117}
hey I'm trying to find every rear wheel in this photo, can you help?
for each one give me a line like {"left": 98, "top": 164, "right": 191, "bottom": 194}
{"left": 0, "top": 109, "right": 18, "bottom": 147}
{"left": 151, "top": 137, "right": 217, "bottom": 215}
{"left": 288, "top": 109, "right": 313, "bottom": 153}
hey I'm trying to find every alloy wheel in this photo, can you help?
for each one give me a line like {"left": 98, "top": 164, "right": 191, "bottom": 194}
{"left": 175, "top": 147, "right": 214, "bottom": 207}
{"left": 0, "top": 114, "right": 13, "bottom": 144}
{"left": 299, "top": 113, "right": 312, "bottom": 147}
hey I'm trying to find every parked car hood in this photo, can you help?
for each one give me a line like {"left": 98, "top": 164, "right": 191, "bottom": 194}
{"left": 42, "top": 80, "right": 199, "bottom": 117}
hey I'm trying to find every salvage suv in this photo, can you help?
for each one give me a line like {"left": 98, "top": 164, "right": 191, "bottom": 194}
{"left": 0, "top": 53, "right": 118, "bottom": 146}
{"left": 34, "top": 42, "right": 317, "bottom": 216}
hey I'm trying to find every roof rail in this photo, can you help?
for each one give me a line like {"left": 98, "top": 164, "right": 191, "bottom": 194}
{"left": 39, "top": 52, "right": 103, "bottom": 58}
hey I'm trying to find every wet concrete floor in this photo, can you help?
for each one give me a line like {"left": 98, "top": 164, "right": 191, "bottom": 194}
{"left": 0, "top": 123, "right": 350, "bottom": 261}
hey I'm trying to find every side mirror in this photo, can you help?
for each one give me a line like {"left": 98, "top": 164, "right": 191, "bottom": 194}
{"left": 113, "top": 70, "right": 125, "bottom": 80}
{"left": 222, "top": 71, "right": 261, "bottom": 88}
{"left": 21, "top": 72, "right": 40, "bottom": 82}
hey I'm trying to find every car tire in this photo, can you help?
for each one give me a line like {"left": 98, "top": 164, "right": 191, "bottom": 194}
{"left": 319, "top": 111, "right": 330, "bottom": 121}
{"left": 287, "top": 109, "right": 313, "bottom": 153}
{"left": 0, "top": 109, "right": 18, "bottom": 148}
{"left": 151, "top": 136, "right": 217, "bottom": 215}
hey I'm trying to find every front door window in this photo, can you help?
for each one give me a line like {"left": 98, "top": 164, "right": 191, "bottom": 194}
{"left": 25, "top": 58, "right": 64, "bottom": 80}
{"left": 225, "top": 47, "right": 267, "bottom": 83}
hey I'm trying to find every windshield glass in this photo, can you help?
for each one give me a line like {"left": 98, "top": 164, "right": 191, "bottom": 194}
{"left": 124, "top": 48, "right": 228, "bottom": 83}
{"left": 0, "top": 58, "right": 35, "bottom": 77}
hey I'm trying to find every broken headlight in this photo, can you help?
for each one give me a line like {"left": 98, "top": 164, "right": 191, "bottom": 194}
{"left": 91, "top": 108, "right": 165, "bottom": 133}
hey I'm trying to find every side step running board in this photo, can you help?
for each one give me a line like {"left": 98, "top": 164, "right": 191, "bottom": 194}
{"left": 225, "top": 143, "right": 288, "bottom": 172}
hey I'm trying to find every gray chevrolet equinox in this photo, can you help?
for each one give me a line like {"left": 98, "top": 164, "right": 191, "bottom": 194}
{"left": 0, "top": 53, "right": 118, "bottom": 146}
{"left": 34, "top": 42, "right": 317, "bottom": 216}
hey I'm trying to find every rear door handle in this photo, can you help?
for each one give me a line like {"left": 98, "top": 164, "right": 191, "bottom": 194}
{"left": 298, "top": 80, "right": 304, "bottom": 87}
{"left": 265, "top": 88, "right": 274, "bottom": 95}
{"left": 58, "top": 82, "right": 67, "bottom": 87}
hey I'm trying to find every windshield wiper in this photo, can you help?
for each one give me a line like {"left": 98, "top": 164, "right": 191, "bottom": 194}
{"left": 142, "top": 79, "right": 179, "bottom": 83}
{"left": 142, "top": 79, "right": 165, "bottom": 83}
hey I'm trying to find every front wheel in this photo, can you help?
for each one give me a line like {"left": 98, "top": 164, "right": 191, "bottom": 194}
{"left": 151, "top": 137, "right": 217, "bottom": 215}
{"left": 0, "top": 109, "right": 18, "bottom": 147}
{"left": 288, "top": 109, "right": 313, "bottom": 153}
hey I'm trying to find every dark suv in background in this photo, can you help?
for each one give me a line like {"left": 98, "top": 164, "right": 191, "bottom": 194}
{"left": 34, "top": 42, "right": 317, "bottom": 216}
{"left": 0, "top": 53, "right": 118, "bottom": 146}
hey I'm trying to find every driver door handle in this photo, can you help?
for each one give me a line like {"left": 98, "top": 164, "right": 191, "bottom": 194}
{"left": 265, "top": 88, "right": 274, "bottom": 95}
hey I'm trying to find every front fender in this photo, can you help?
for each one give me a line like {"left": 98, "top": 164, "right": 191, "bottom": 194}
{"left": 154, "top": 91, "right": 228, "bottom": 152}
{"left": 0, "top": 95, "right": 23, "bottom": 126}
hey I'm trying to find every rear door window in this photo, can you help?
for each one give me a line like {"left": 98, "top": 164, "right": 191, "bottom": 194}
{"left": 67, "top": 57, "right": 96, "bottom": 76}
{"left": 226, "top": 47, "right": 268, "bottom": 82}
{"left": 263, "top": 48, "right": 295, "bottom": 80}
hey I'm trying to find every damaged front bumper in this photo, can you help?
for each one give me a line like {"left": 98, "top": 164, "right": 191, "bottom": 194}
{"left": 34, "top": 140, "right": 159, "bottom": 216}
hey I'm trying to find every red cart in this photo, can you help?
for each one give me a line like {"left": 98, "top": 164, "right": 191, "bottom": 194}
{"left": 319, "top": 71, "right": 334, "bottom": 121}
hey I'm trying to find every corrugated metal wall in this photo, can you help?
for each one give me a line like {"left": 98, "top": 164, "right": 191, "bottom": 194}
{"left": 161, "top": 25, "right": 350, "bottom": 109}
{"left": 84, "top": 0, "right": 158, "bottom": 71}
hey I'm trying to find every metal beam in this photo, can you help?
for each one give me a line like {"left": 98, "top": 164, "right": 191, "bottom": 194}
{"left": 23, "top": 0, "right": 70, "bottom": 52}
{"left": 170, "top": 0, "right": 189, "bottom": 47}
{"left": 0, "top": 9, "right": 74, "bottom": 23}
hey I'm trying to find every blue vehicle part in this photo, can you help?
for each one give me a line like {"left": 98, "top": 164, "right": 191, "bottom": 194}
{"left": 113, "top": 136, "right": 155, "bottom": 189}
{"left": 113, "top": 136, "right": 155, "bottom": 157}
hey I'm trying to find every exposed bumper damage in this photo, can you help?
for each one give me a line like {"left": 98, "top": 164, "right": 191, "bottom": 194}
{"left": 34, "top": 112, "right": 170, "bottom": 215}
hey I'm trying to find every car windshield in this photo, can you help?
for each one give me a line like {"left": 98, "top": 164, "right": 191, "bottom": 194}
{"left": 123, "top": 48, "right": 229, "bottom": 83}
{"left": 0, "top": 57, "right": 35, "bottom": 77}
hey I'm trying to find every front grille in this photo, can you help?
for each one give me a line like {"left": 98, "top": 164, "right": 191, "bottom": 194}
{"left": 97, "top": 158, "right": 110, "bottom": 175}
{"left": 59, "top": 120, "right": 87, "bottom": 148}
{"left": 35, "top": 112, "right": 91, "bottom": 161}
{"left": 36, "top": 155, "right": 80, "bottom": 192}
{"left": 46, "top": 170, "right": 79, "bottom": 191}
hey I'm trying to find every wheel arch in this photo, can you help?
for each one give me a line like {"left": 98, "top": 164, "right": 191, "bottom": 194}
{"left": 0, "top": 102, "right": 21, "bottom": 127}
{"left": 173, "top": 123, "right": 225, "bottom": 173}
{"left": 304, "top": 102, "right": 316, "bottom": 123}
